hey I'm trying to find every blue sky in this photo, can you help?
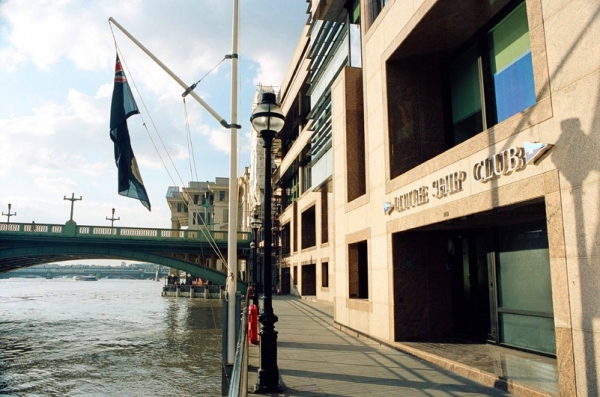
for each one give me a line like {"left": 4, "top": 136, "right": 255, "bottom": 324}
{"left": 0, "top": 0, "right": 308, "bottom": 233}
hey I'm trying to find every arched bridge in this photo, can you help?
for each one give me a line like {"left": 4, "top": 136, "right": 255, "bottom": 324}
{"left": 0, "top": 222, "right": 251, "bottom": 290}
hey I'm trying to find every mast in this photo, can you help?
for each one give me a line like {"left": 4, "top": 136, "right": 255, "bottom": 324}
{"left": 226, "top": 0, "right": 240, "bottom": 365}
{"left": 109, "top": 0, "right": 242, "bottom": 364}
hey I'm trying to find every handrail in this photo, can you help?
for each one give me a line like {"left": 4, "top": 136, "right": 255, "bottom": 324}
{"left": 0, "top": 222, "right": 251, "bottom": 242}
{"left": 228, "top": 295, "right": 249, "bottom": 397}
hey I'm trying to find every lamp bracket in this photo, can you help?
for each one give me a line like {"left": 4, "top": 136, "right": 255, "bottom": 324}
{"left": 220, "top": 120, "right": 242, "bottom": 129}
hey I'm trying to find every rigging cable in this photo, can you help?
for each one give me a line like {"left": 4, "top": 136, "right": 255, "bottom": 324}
{"left": 109, "top": 24, "right": 229, "bottom": 269}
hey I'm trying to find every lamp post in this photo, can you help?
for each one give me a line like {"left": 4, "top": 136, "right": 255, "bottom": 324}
{"left": 250, "top": 212, "right": 262, "bottom": 308}
{"left": 2, "top": 203, "right": 16, "bottom": 223}
{"left": 106, "top": 207, "right": 120, "bottom": 229}
{"left": 250, "top": 91, "right": 285, "bottom": 393}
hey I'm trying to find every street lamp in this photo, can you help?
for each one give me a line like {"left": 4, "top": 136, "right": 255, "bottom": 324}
{"left": 106, "top": 207, "right": 120, "bottom": 229}
{"left": 2, "top": 203, "right": 16, "bottom": 223}
{"left": 250, "top": 212, "right": 262, "bottom": 308}
{"left": 250, "top": 91, "right": 285, "bottom": 393}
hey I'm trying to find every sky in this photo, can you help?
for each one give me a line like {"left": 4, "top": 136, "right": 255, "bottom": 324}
{"left": 0, "top": 0, "right": 308, "bottom": 237}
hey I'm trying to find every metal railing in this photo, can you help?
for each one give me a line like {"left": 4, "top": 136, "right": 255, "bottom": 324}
{"left": 229, "top": 299, "right": 249, "bottom": 397}
{"left": 0, "top": 222, "right": 250, "bottom": 242}
{"left": 221, "top": 291, "right": 248, "bottom": 397}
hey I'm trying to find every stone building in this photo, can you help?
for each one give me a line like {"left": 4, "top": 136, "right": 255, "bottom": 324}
{"left": 270, "top": 0, "right": 600, "bottom": 395}
{"left": 166, "top": 176, "right": 250, "bottom": 274}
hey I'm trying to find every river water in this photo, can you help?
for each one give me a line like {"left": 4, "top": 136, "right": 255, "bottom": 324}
{"left": 0, "top": 278, "right": 223, "bottom": 396}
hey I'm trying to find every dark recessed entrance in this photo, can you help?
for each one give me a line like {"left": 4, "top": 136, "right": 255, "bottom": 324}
{"left": 301, "top": 263, "right": 316, "bottom": 296}
{"left": 392, "top": 199, "right": 556, "bottom": 355}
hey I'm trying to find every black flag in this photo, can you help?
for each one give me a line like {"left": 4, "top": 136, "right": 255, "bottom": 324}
{"left": 109, "top": 55, "right": 151, "bottom": 211}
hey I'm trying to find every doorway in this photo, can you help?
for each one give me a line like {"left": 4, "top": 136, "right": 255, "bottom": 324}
{"left": 450, "top": 229, "right": 493, "bottom": 342}
{"left": 393, "top": 200, "right": 555, "bottom": 355}
{"left": 301, "top": 263, "right": 316, "bottom": 296}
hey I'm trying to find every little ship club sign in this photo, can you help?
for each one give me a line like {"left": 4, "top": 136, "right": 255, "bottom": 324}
{"left": 384, "top": 142, "right": 553, "bottom": 215}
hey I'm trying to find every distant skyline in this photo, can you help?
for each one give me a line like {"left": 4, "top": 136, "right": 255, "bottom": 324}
{"left": 0, "top": 0, "right": 308, "bottom": 233}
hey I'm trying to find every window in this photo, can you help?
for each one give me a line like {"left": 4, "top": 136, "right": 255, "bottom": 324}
{"left": 219, "top": 191, "right": 226, "bottom": 201}
{"left": 201, "top": 193, "right": 213, "bottom": 206}
{"left": 223, "top": 209, "right": 228, "bottom": 223}
{"left": 348, "top": 241, "right": 368, "bottom": 299}
{"left": 349, "top": 0, "right": 362, "bottom": 68}
{"left": 448, "top": 2, "right": 535, "bottom": 145}
{"left": 301, "top": 206, "right": 316, "bottom": 249}
{"left": 321, "top": 190, "right": 329, "bottom": 244}
{"left": 322, "top": 262, "right": 329, "bottom": 288}
{"left": 301, "top": 163, "right": 312, "bottom": 195}
{"left": 193, "top": 195, "right": 199, "bottom": 204}
{"left": 293, "top": 266, "right": 297, "bottom": 286}
{"left": 283, "top": 173, "right": 299, "bottom": 208}
{"left": 198, "top": 211, "right": 211, "bottom": 227}
{"left": 281, "top": 222, "right": 291, "bottom": 257}
{"left": 177, "top": 203, "right": 182, "bottom": 213}
{"left": 366, "top": 0, "right": 388, "bottom": 28}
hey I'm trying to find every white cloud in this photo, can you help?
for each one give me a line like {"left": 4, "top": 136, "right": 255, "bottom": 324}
{"left": 0, "top": 0, "right": 309, "bottom": 234}
{"left": 34, "top": 176, "right": 76, "bottom": 194}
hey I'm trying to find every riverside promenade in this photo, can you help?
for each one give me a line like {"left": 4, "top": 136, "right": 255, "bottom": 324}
{"left": 246, "top": 297, "right": 511, "bottom": 397}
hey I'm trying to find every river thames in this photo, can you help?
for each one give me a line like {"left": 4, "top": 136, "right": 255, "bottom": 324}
{"left": 0, "top": 278, "right": 223, "bottom": 396}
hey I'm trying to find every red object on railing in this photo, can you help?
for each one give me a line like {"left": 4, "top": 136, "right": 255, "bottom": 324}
{"left": 248, "top": 303, "right": 259, "bottom": 345}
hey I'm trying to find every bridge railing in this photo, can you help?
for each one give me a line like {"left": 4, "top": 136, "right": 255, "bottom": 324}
{"left": 0, "top": 222, "right": 250, "bottom": 242}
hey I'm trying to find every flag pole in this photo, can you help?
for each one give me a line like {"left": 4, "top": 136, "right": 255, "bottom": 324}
{"left": 108, "top": 17, "right": 234, "bottom": 129}
{"left": 226, "top": 0, "right": 240, "bottom": 365}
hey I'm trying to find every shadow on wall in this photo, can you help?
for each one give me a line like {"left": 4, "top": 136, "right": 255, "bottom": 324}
{"left": 551, "top": 99, "right": 600, "bottom": 394}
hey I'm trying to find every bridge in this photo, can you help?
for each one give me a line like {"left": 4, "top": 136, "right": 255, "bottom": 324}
{"left": 0, "top": 264, "right": 171, "bottom": 280}
{"left": 0, "top": 222, "right": 251, "bottom": 290}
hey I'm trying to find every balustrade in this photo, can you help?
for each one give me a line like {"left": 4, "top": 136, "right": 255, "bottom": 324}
{"left": 0, "top": 222, "right": 251, "bottom": 243}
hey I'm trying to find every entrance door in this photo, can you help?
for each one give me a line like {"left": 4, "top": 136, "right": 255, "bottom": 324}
{"left": 301, "top": 264, "right": 316, "bottom": 296}
{"left": 452, "top": 230, "right": 492, "bottom": 341}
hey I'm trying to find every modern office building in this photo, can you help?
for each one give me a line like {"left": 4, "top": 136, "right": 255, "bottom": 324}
{"left": 269, "top": 0, "right": 600, "bottom": 395}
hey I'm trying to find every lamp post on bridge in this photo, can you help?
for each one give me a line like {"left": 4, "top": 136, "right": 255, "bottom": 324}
{"left": 2, "top": 203, "right": 16, "bottom": 223}
{"left": 250, "top": 91, "right": 285, "bottom": 393}
{"left": 63, "top": 193, "right": 82, "bottom": 225}
{"left": 106, "top": 207, "right": 120, "bottom": 231}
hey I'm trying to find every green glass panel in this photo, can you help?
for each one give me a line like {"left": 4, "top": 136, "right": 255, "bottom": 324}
{"left": 500, "top": 313, "right": 556, "bottom": 355}
{"left": 449, "top": 46, "right": 482, "bottom": 124}
{"left": 497, "top": 248, "right": 552, "bottom": 312}
{"left": 488, "top": 3, "right": 531, "bottom": 74}
{"left": 497, "top": 224, "right": 552, "bottom": 313}
{"left": 351, "top": 0, "right": 361, "bottom": 24}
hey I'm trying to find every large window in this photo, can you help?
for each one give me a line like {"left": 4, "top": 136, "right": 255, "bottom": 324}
{"left": 448, "top": 2, "right": 535, "bottom": 145}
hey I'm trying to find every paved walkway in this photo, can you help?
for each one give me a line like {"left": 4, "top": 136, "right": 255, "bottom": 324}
{"left": 247, "top": 296, "right": 510, "bottom": 396}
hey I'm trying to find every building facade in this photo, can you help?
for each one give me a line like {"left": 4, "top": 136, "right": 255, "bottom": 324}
{"left": 166, "top": 177, "right": 250, "bottom": 275}
{"left": 272, "top": 0, "right": 600, "bottom": 395}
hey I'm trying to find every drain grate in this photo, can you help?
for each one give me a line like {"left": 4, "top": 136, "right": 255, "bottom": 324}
{"left": 295, "top": 384, "right": 320, "bottom": 392}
